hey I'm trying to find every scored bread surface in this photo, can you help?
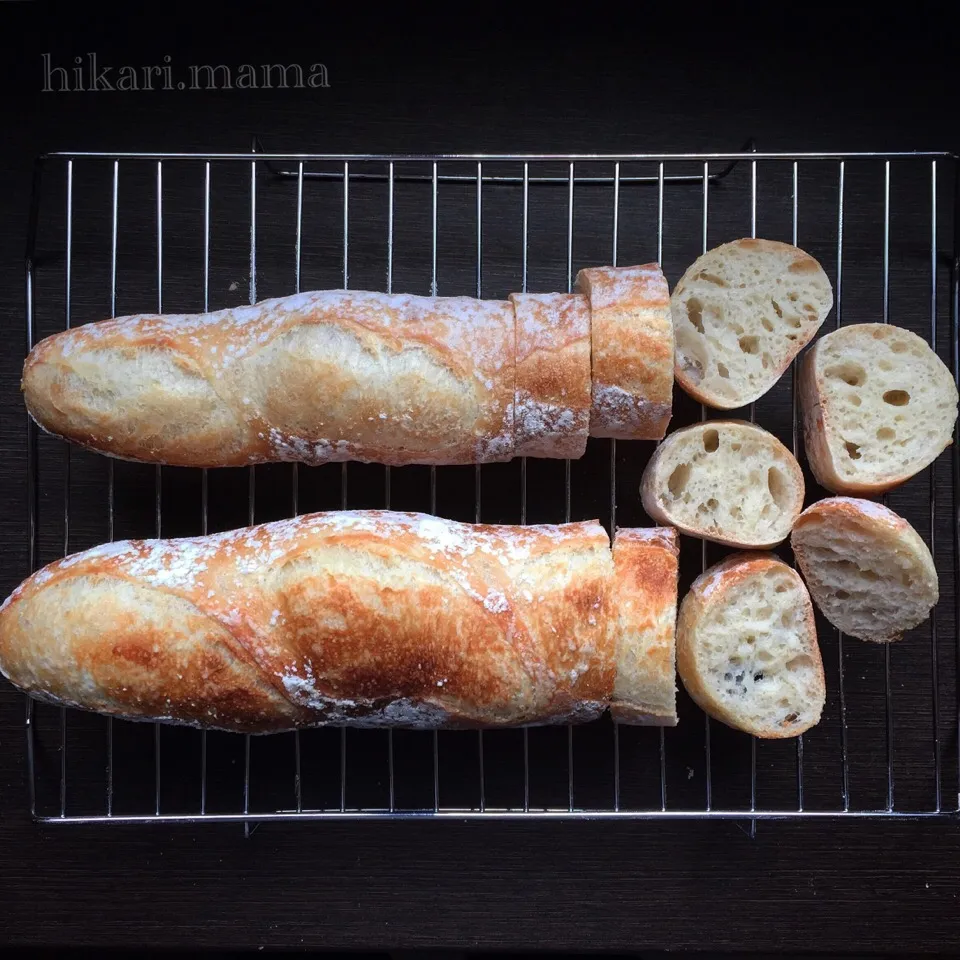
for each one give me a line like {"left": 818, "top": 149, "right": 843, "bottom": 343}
{"left": 575, "top": 264, "right": 674, "bottom": 440}
{"left": 640, "top": 420, "right": 804, "bottom": 548}
{"left": 671, "top": 239, "right": 833, "bottom": 409}
{"left": 676, "top": 553, "right": 825, "bottom": 738}
{"left": 22, "top": 290, "right": 518, "bottom": 468}
{"left": 0, "top": 511, "right": 625, "bottom": 733}
{"left": 791, "top": 497, "right": 939, "bottom": 643}
{"left": 611, "top": 527, "right": 679, "bottom": 725}
{"left": 509, "top": 292, "right": 591, "bottom": 458}
{"left": 799, "top": 322, "right": 958, "bottom": 494}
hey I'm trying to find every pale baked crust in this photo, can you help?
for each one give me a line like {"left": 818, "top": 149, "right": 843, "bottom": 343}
{"left": 610, "top": 527, "right": 679, "bottom": 725}
{"left": 0, "top": 510, "right": 617, "bottom": 733}
{"left": 22, "top": 290, "right": 517, "bottom": 468}
{"left": 509, "top": 292, "right": 590, "bottom": 458}
{"left": 575, "top": 264, "right": 674, "bottom": 440}
{"left": 676, "top": 553, "right": 824, "bottom": 739}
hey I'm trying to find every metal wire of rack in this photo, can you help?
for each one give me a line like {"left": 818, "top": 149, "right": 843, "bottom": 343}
{"left": 17, "top": 145, "right": 960, "bottom": 828}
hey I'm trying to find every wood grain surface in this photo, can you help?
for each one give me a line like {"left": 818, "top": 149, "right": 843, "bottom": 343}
{"left": 1, "top": 5, "right": 959, "bottom": 953}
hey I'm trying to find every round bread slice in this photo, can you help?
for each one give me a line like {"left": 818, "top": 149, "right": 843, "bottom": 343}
{"left": 799, "top": 322, "right": 958, "bottom": 495}
{"left": 640, "top": 420, "right": 804, "bottom": 548}
{"left": 676, "top": 553, "right": 825, "bottom": 739}
{"left": 671, "top": 238, "right": 833, "bottom": 409}
{"left": 790, "top": 497, "right": 938, "bottom": 643}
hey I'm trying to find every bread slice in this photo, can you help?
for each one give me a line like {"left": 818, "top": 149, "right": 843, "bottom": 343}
{"left": 640, "top": 420, "right": 804, "bottom": 548}
{"left": 790, "top": 497, "right": 939, "bottom": 643}
{"left": 610, "top": 527, "right": 679, "bottom": 725}
{"left": 676, "top": 553, "right": 825, "bottom": 738}
{"left": 799, "top": 322, "right": 958, "bottom": 495}
{"left": 671, "top": 239, "right": 833, "bottom": 409}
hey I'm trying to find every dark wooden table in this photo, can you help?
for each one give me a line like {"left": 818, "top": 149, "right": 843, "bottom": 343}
{"left": 2, "top": 7, "right": 959, "bottom": 954}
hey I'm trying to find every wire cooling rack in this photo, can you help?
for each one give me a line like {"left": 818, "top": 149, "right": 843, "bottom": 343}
{"left": 16, "top": 144, "right": 960, "bottom": 829}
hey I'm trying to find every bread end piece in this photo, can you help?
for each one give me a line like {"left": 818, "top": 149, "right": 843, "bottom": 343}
{"left": 791, "top": 496, "right": 939, "bottom": 643}
{"left": 576, "top": 263, "right": 674, "bottom": 440}
{"left": 610, "top": 527, "right": 679, "bottom": 725}
{"left": 676, "top": 552, "right": 825, "bottom": 738}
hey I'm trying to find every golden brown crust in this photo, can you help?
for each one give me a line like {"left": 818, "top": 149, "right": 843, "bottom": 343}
{"left": 575, "top": 264, "right": 674, "bottom": 440}
{"left": 22, "top": 290, "right": 517, "bottom": 468}
{"left": 0, "top": 511, "right": 616, "bottom": 733}
{"left": 509, "top": 292, "right": 590, "bottom": 458}
{"left": 611, "top": 528, "right": 679, "bottom": 725}
{"left": 676, "top": 553, "right": 824, "bottom": 739}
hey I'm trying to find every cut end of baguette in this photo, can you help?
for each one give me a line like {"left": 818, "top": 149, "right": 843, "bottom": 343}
{"left": 799, "top": 323, "right": 958, "bottom": 494}
{"left": 791, "top": 497, "right": 939, "bottom": 643}
{"left": 671, "top": 238, "right": 833, "bottom": 409}
{"left": 677, "top": 554, "right": 825, "bottom": 738}
{"left": 640, "top": 420, "right": 804, "bottom": 548}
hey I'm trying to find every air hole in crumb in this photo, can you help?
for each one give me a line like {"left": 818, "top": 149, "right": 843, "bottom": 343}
{"left": 844, "top": 441, "right": 862, "bottom": 460}
{"left": 784, "top": 712, "right": 799, "bottom": 724}
{"left": 850, "top": 395, "right": 862, "bottom": 407}
{"left": 761, "top": 352, "right": 771, "bottom": 369}
{"left": 802, "top": 303, "right": 814, "bottom": 313}
{"left": 703, "top": 428, "right": 720, "bottom": 452}
{"left": 836, "top": 589, "right": 849, "bottom": 600}
{"left": 883, "top": 389, "right": 910, "bottom": 406}
{"left": 767, "top": 467, "right": 789, "bottom": 510}
{"left": 687, "top": 297, "right": 704, "bottom": 334}
{"left": 731, "top": 443, "right": 741, "bottom": 451}
{"left": 705, "top": 498, "right": 719, "bottom": 511}
{"left": 739, "top": 335, "right": 760, "bottom": 354}
{"left": 761, "top": 316, "right": 774, "bottom": 332}
{"left": 717, "top": 362, "right": 730, "bottom": 379}
{"left": 891, "top": 341, "right": 908, "bottom": 354}
{"left": 698, "top": 271, "right": 727, "bottom": 287}
{"left": 771, "top": 299, "right": 784, "bottom": 318}
{"left": 877, "top": 426, "right": 895, "bottom": 440}
{"left": 826, "top": 363, "right": 865, "bottom": 387}
{"left": 788, "top": 292, "right": 798, "bottom": 302}
{"left": 668, "top": 463, "right": 691, "bottom": 498}
{"left": 754, "top": 672, "right": 764, "bottom": 682}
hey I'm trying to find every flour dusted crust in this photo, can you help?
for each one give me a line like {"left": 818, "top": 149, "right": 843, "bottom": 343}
{"left": 509, "top": 292, "right": 590, "bottom": 458}
{"left": 610, "top": 527, "right": 679, "bottom": 725}
{"left": 0, "top": 510, "right": 618, "bottom": 733}
{"left": 575, "top": 264, "right": 674, "bottom": 440}
{"left": 22, "top": 290, "right": 517, "bottom": 468}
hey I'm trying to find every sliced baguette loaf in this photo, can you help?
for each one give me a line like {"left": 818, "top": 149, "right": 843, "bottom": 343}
{"left": 671, "top": 239, "right": 833, "bottom": 409}
{"left": 676, "top": 553, "right": 825, "bottom": 739}
{"left": 790, "top": 497, "right": 938, "bottom": 643}
{"left": 611, "top": 527, "right": 679, "bottom": 725}
{"left": 640, "top": 420, "right": 804, "bottom": 548}
{"left": 799, "top": 323, "right": 958, "bottom": 495}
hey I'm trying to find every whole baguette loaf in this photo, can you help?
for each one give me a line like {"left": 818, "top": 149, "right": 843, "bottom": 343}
{"left": 0, "top": 511, "right": 678, "bottom": 734}
{"left": 22, "top": 290, "right": 517, "bottom": 468}
{"left": 575, "top": 263, "right": 674, "bottom": 440}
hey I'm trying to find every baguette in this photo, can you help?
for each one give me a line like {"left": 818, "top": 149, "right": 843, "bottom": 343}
{"left": 0, "top": 510, "right": 647, "bottom": 734}
{"left": 798, "top": 322, "right": 958, "bottom": 495}
{"left": 676, "top": 553, "right": 825, "bottom": 739}
{"left": 575, "top": 263, "right": 674, "bottom": 440}
{"left": 671, "top": 239, "right": 833, "bottom": 409}
{"left": 790, "top": 497, "right": 938, "bottom": 643}
{"left": 22, "top": 290, "right": 517, "bottom": 468}
{"left": 610, "top": 527, "right": 679, "bottom": 725}
{"left": 640, "top": 420, "right": 804, "bottom": 548}
{"left": 509, "top": 292, "right": 591, "bottom": 458}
